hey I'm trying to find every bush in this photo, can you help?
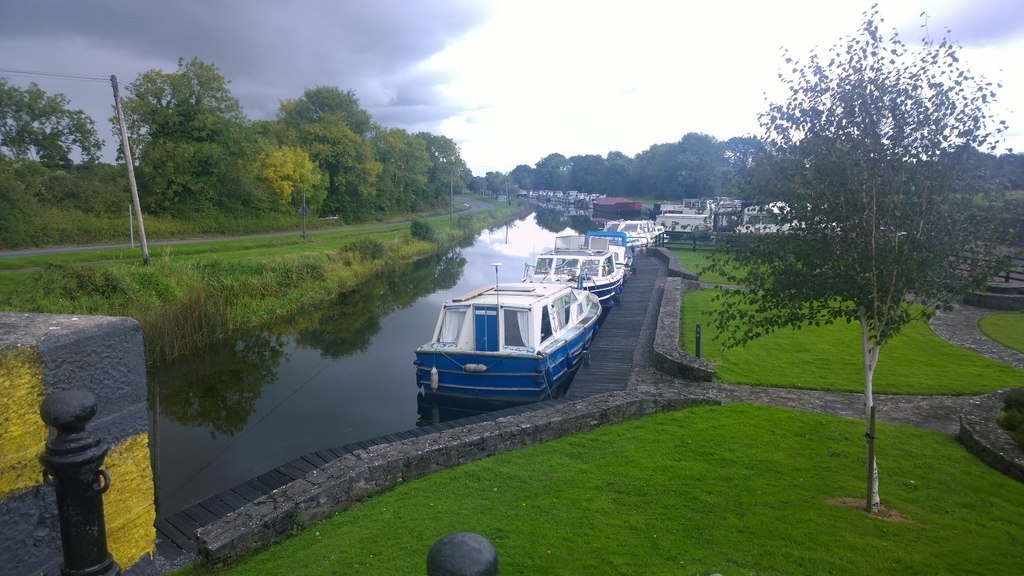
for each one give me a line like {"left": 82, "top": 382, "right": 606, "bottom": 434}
{"left": 345, "top": 238, "right": 386, "bottom": 261}
{"left": 998, "top": 388, "right": 1024, "bottom": 449}
{"left": 410, "top": 218, "right": 436, "bottom": 242}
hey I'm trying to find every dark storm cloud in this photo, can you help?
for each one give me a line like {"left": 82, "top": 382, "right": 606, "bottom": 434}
{"left": 0, "top": 0, "right": 490, "bottom": 134}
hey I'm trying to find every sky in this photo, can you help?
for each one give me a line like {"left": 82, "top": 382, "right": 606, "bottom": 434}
{"left": 1, "top": 0, "right": 1022, "bottom": 176}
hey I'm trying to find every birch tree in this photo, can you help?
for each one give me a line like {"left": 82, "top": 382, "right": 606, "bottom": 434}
{"left": 705, "top": 8, "right": 1009, "bottom": 513}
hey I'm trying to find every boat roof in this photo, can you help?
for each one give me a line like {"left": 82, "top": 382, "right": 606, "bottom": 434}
{"left": 449, "top": 282, "right": 576, "bottom": 306}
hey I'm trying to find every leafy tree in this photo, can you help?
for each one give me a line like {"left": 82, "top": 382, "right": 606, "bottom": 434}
{"left": 567, "top": 154, "right": 605, "bottom": 193}
{"left": 633, "top": 142, "right": 682, "bottom": 198}
{"left": 122, "top": 58, "right": 258, "bottom": 215}
{"left": 371, "top": 126, "right": 430, "bottom": 214}
{"left": 279, "top": 86, "right": 373, "bottom": 137}
{"left": 601, "top": 151, "right": 634, "bottom": 197}
{"left": 534, "top": 153, "right": 570, "bottom": 191}
{"left": 0, "top": 78, "right": 102, "bottom": 166}
{"left": 301, "top": 115, "right": 380, "bottom": 221}
{"left": 254, "top": 146, "right": 325, "bottom": 214}
{"left": 706, "top": 9, "right": 1009, "bottom": 514}
{"left": 509, "top": 164, "right": 535, "bottom": 191}
{"left": 676, "top": 132, "right": 729, "bottom": 199}
{"left": 415, "top": 132, "right": 464, "bottom": 211}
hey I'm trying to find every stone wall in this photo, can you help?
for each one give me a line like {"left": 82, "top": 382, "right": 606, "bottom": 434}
{"left": 958, "top": 389, "right": 1024, "bottom": 483}
{"left": 963, "top": 290, "right": 1024, "bottom": 311}
{"left": 649, "top": 248, "right": 714, "bottom": 381}
{"left": 0, "top": 313, "right": 155, "bottom": 576}
{"left": 196, "top": 389, "right": 715, "bottom": 564}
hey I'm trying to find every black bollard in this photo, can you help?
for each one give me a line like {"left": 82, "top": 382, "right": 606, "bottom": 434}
{"left": 39, "top": 390, "right": 122, "bottom": 576}
{"left": 696, "top": 324, "right": 702, "bottom": 359}
{"left": 427, "top": 532, "right": 498, "bottom": 576}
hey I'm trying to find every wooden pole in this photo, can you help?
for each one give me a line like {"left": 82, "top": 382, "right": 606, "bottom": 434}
{"left": 111, "top": 75, "right": 149, "bottom": 265}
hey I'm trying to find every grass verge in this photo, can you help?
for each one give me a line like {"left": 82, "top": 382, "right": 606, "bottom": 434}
{"left": 681, "top": 289, "right": 1021, "bottom": 394}
{"left": 174, "top": 404, "right": 1024, "bottom": 575}
{"left": 978, "top": 311, "right": 1024, "bottom": 353}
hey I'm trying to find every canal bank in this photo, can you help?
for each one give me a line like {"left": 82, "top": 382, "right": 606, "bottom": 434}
{"left": 157, "top": 247, "right": 1024, "bottom": 570}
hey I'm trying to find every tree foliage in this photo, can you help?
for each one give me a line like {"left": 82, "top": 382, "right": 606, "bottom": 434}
{"left": 705, "top": 7, "right": 1010, "bottom": 513}
{"left": 0, "top": 78, "right": 103, "bottom": 166}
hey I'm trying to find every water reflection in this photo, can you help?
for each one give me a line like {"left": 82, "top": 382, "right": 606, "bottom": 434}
{"left": 147, "top": 214, "right": 591, "bottom": 517}
{"left": 152, "top": 332, "right": 286, "bottom": 438}
{"left": 533, "top": 206, "right": 602, "bottom": 234}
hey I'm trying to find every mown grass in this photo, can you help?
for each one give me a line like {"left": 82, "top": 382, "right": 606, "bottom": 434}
{"left": 174, "top": 404, "right": 1024, "bottom": 575}
{"left": 681, "top": 289, "right": 1022, "bottom": 394}
{"left": 0, "top": 204, "right": 519, "bottom": 364}
{"left": 978, "top": 311, "right": 1024, "bottom": 353}
{"left": 671, "top": 248, "right": 737, "bottom": 284}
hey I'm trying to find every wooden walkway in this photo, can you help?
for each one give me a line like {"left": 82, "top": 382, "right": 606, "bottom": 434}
{"left": 154, "top": 254, "right": 664, "bottom": 562}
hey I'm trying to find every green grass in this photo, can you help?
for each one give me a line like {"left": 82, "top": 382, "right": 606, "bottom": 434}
{"left": 0, "top": 204, "right": 520, "bottom": 363}
{"left": 670, "top": 248, "right": 735, "bottom": 284}
{"left": 175, "top": 404, "right": 1024, "bottom": 575}
{"left": 978, "top": 312, "right": 1024, "bottom": 353}
{"left": 681, "top": 289, "right": 1022, "bottom": 394}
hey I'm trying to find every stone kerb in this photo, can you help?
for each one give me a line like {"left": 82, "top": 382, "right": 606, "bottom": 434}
{"left": 195, "top": 390, "right": 713, "bottom": 564}
{"left": 958, "top": 389, "right": 1024, "bottom": 483}
{"left": 649, "top": 248, "right": 714, "bottom": 381}
{"left": 963, "top": 290, "right": 1024, "bottom": 311}
{"left": 0, "top": 313, "right": 155, "bottom": 576}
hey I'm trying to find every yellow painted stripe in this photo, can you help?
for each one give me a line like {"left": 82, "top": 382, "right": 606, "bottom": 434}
{"left": 0, "top": 346, "right": 46, "bottom": 498}
{"left": 105, "top": 433, "right": 156, "bottom": 569}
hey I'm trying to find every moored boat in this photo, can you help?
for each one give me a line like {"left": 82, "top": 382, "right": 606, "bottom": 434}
{"left": 523, "top": 235, "right": 626, "bottom": 309}
{"left": 603, "top": 219, "right": 665, "bottom": 251}
{"left": 414, "top": 282, "right": 601, "bottom": 405}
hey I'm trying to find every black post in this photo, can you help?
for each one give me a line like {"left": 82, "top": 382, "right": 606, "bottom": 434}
{"left": 39, "top": 390, "right": 121, "bottom": 576}
{"left": 695, "top": 324, "right": 702, "bottom": 358}
{"left": 427, "top": 532, "right": 498, "bottom": 576}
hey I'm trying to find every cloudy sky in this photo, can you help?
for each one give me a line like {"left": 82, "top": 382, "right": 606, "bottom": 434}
{"left": 1, "top": 0, "right": 1021, "bottom": 175}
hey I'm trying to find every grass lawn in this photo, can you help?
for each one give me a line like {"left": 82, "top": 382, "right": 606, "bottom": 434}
{"left": 175, "top": 404, "right": 1024, "bottom": 575}
{"left": 670, "top": 248, "right": 736, "bottom": 285}
{"left": 681, "top": 289, "right": 1022, "bottom": 394}
{"left": 978, "top": 311, "right": 1024, "bottom": 353}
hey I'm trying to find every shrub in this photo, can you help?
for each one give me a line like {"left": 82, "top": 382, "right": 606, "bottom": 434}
{"left": 410, "top": 218, "right": 436, "bottom": 242}
{"left": 345, "top": 238, "right": 386, "bottom": 261}
{"left": 998, "top": 388, "right": 1024, "bottom": 449}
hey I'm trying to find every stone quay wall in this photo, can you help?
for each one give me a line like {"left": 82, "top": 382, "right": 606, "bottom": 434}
{"left": 196, "top": 390, "right": 716, "bottom": 564}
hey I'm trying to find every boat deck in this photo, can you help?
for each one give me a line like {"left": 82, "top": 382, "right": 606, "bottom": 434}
{"left": 154, "top": 254, "right": 664, "bottom": 562}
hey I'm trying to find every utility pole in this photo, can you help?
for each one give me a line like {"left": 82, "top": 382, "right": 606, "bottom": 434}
{"left": 111, "top": 75, "right": 149, "bottom": 265}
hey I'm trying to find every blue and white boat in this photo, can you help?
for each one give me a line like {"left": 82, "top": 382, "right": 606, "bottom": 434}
{"left": 585, "top": 230, "right": 634, "bottom": 277}
{"left": 414, "top": 282, "right": 601, "bottom": 405}
{"left": 523, "top": 235, "right": 626, "bottom": 309}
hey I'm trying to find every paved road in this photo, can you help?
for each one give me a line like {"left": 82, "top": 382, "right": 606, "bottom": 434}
{"left": 0, "top": 196, "right": 492, "bottom": 259}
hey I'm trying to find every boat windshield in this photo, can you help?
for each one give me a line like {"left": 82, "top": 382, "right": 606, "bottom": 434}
{"left": 534, "top": 257, "right": 554, "bottom": 275}
{"left": 582, "top": 258, "right": 601, "bottom": 276}
{"left": 554, "top": 258, "right": 580, "bottom": 276}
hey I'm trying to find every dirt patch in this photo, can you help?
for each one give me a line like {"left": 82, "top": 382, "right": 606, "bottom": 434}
{"left": 826, "top": 497, "right": 910, "bottom": 523}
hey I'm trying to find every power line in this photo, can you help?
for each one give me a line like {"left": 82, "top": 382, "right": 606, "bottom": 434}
{"left": 0, "top": 68, "right": 126, "bottom": 86}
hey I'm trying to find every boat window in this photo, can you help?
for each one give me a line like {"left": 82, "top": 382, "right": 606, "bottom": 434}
{"left": 534, "top": 257, "right": 553, "bottom": 275}
{"left": 582, "top": 259, "right": 601, "bottom": 276}
{"left": 555, "top": 258, "right": 579, "bottom": 276}
{"left": 558, "top": 294, "right": 572, "bottom": 325}
{"left": 540, "top": 305, "right": 553, "bottom": 342}
{"left": 503, "top": 308, "right": 529, "bottom": 347}
{"left": 438, "top": 307, "right": 467, "bottom": 343}
{"left": 603, "top": 257, "right": 614, "bottom": 275}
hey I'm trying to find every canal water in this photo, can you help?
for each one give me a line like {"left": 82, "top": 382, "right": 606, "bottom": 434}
{"left": 148, "top": 210, "right": 599, "bottom": 518}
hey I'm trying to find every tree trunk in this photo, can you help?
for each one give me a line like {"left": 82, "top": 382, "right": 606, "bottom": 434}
{"left": 859, "top": 309, "right": 881, "bottom": 514}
